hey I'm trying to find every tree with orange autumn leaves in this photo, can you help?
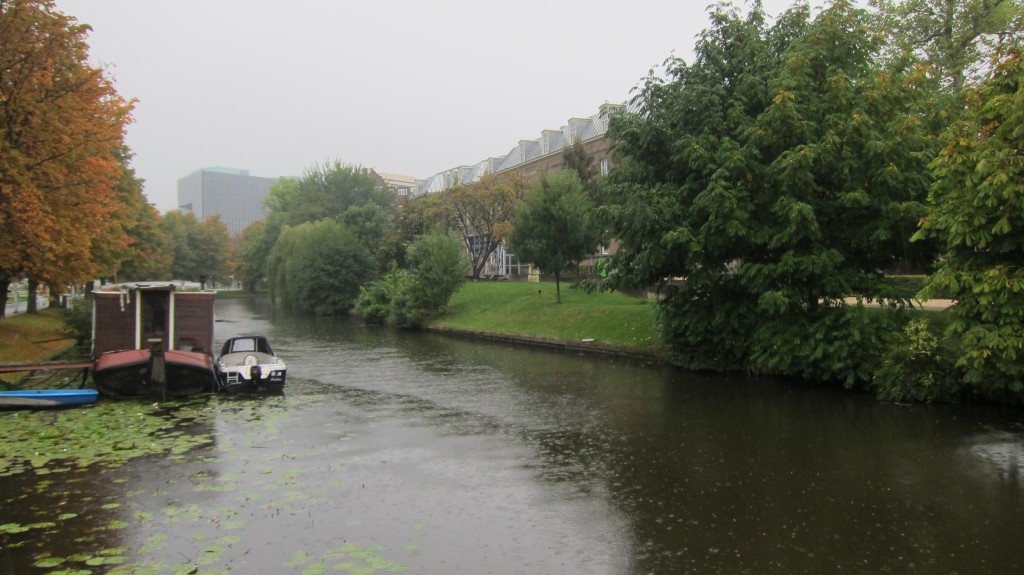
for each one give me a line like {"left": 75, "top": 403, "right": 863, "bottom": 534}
{"left": 445, "top": 172, "right": 529, "bottom": 279}
{"left": 0, "top": 0, "right": 135, "bottom": 316}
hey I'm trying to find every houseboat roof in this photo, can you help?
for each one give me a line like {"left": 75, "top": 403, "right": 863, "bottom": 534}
{"left": 94, "top": 281, "right": 214, "bottom": 293}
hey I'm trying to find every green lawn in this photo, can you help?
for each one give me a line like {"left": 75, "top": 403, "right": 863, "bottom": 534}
{"left": 427, "top": 280, "right": 664, "bottom": 357}
{"left": 0, "top": 308, "right": 78, "bottom": 386}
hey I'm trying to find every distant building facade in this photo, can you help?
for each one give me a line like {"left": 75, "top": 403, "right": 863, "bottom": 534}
{"left": 378, "top": 172, "right": 417, "bottom": 198}
{"left": 415, "top": 102, "right": 623, "bottom": 195}
{"left": 412, "top": 102, "right": 625, "bottom": 277}
{"left": 177, "top": 167, "right": 281, "bottom": 235}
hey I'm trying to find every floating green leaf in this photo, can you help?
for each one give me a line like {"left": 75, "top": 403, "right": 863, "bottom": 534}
{"left": 0, "top": 522, "right": 28, "bottom": 534}
{"left": 33, "top": 556, "right": 65, "bottom": 568}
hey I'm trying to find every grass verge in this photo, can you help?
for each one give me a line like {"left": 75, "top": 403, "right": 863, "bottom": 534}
{"left": 0, "top": 308, "right": 78, "bottom": 386}
{"left": 426, "top": 280, "right": 664, "bottom": 359}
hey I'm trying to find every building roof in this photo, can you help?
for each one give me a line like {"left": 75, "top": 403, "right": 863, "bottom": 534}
{"left": 415, "top": 102, "right": 625, "bottom": 195}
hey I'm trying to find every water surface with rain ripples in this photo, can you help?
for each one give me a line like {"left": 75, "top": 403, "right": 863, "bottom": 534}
{"left": 1, "top": 297, "right": 1022, "bottom": 574}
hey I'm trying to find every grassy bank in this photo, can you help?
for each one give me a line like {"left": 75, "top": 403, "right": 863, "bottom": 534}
{"left": 0, "top": 308, "right": 78, "bottom": 386}
{"left": 426, "top": 281, "right": 664, "bottom": 358}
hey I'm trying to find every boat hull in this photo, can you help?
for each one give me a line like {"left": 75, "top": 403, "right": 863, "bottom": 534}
{"left": 217, "top": 337, "right": 287, "bottom": 393}
{"left": 94, "top": 349, "right": 217, "bottom": 399}
{"left": 0, "top": 389, "right": 99, "bottom": 409}
{"left": 218, "top": 367, "right": 286, "bottom": 393}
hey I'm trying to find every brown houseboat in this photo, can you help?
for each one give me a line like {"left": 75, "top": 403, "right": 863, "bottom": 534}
{"left": 92, "top": 281, "right": 218, "bottom": 399}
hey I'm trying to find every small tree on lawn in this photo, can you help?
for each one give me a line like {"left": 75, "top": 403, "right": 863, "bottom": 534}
{"left": 509, "top": 171, "right": 596, "bottom": 304}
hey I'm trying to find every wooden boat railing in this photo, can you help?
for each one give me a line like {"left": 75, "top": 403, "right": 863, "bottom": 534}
{"left": 0, "top": 361, "right": 93, "bottom": 389}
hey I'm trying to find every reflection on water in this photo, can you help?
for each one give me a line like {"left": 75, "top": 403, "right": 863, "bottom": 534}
{"left": 966, "top": 429, "right": 1024, "bottom": 482}
{"left": 1, "top": 296, "right": 1023, "bottom": 574}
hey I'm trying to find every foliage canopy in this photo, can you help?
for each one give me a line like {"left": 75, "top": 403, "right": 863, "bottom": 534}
{"left": 356, "top": 233, "right": 468, "bottom": 327}
{"left": 443, "top": 172, "right": 528, "bottom": 279}
{"left": 510, "top": 171, "right": 596, "bottom": 304}
{"left": 269, "top": 219, "right": 376, "bottom": 316}
{"left": 0, "top": 0, "right": 134, "bottom": 308}
{"left": 602, "top": 0, "right": 937, "bottom": 384}
{"left": 914, "top": 48, "right": 1024, "bottom": 393}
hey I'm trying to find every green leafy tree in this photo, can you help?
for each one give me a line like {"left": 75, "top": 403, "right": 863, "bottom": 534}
{"left": 160, "top": 211, "right": 198, "bottom": 281}
{"left": 561, "top": 140, "right": 601, "bottom": 202}
{"left": 192, "top": 215, "right": 232, "bottom": 285}
{"left": 235, "top": 221, "right": 268, "bottom": 291}
{"left": 914, "top": 48, "right": 1024, "bottom": 395}
{"left": 116, "top": 199, "right": 173, "bottom": 281}
{"left": 355, "top": 266, "right": 412, "bottom": 325}
{"left": 159, "top": 211, "right": 232, "bottom": 284}
{"left": 266, "top": 223, "right": 299, "bottom": 306}
{"left": 356, "top": 233, "right": 468, "bottom": 328}
{"left": 271, "top": 219, "right": 376, "bottom": 316}
{"left": 261, "top": 160, "right": 394, "bottom": 269}
{"left": 871, "top": 0, "right": 1024, "bottom": 91}
{"left": 380, "top": 192, "right": 451, "bottom": 269}
{"left": 603, "top": 1, "right": 936, "bottom": 384}
{"left": 108, "top": 152, "right": 173, "bottom": 282}
{"left": 509, "top": 171, "right": 596, "bottom": 304}
{"left": 405, "top": 233, "right": 469, "bottom": 317}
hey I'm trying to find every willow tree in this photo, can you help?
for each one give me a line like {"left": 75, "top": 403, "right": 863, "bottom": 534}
{"left": 268, "top": 219, "right": 375, "bottom": 316}
{"left": 0, "top": 0, "right": 134, "bottom": 314}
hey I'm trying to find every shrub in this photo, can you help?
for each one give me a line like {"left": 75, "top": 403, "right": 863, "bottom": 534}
{"left": 61, "top": 296, "right": 93, "bottom": 349}
{"left": 405, "top": 233, "right": 468, "bottom": 316}
{"left": 872, "top": 319, "right": 962, "bottom": 402}
{"left": 355, "top": 233, "right": 468, "bottom": 328}
{"left": 356, "top": 267, "right": 411, "bottom": 325}
{"left": 750, "top": 305, "right": 907, "bottom": 389}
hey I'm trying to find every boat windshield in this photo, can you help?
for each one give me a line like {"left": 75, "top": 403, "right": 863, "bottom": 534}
{"left": 231, "top": 339, "right": 256, "bottom": 352}
{"left": 222, "top": 337, "right": 273, "bottom": 355}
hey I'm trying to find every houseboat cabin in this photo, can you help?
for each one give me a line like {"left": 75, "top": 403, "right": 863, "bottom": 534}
{"left": 92, "top": 281, "right": 218, "bottom": 399}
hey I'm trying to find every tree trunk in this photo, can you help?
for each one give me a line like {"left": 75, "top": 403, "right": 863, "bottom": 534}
{"left": 0, "top": 278, "right": 9, "bottom": 320}
{"left": 27, "top": 278, "right": 38, "bottom": 313}
{"left": 555, "top": 271, "right": 562, "bottom": 304}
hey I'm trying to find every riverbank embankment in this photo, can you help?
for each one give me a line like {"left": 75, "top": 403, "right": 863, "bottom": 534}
{"left": 427, "top": 282, "right": 957, "bottom": 365}
{"left": 425, "top": 281, "right": 665, "bottom": 361}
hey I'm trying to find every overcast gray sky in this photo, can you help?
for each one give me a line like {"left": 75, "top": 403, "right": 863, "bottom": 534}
{"left": 55, "top": 0, "right": 822, "bottom": 212}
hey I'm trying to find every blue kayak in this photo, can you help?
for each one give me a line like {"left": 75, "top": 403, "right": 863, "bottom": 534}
{"left": 0, "top": 389, "right": 99, "bottom": 408}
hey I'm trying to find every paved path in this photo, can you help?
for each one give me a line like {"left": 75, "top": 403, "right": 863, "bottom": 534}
{"left": 842, "top": 297, "right": 954, "bottom": 310}
{"left": 4, "top": 296, "right": 50, "bottom": 317}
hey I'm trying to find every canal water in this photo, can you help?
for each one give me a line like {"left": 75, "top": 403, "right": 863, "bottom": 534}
{"left": 1, "top": 297, "right": 1023, "bottom": 574}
